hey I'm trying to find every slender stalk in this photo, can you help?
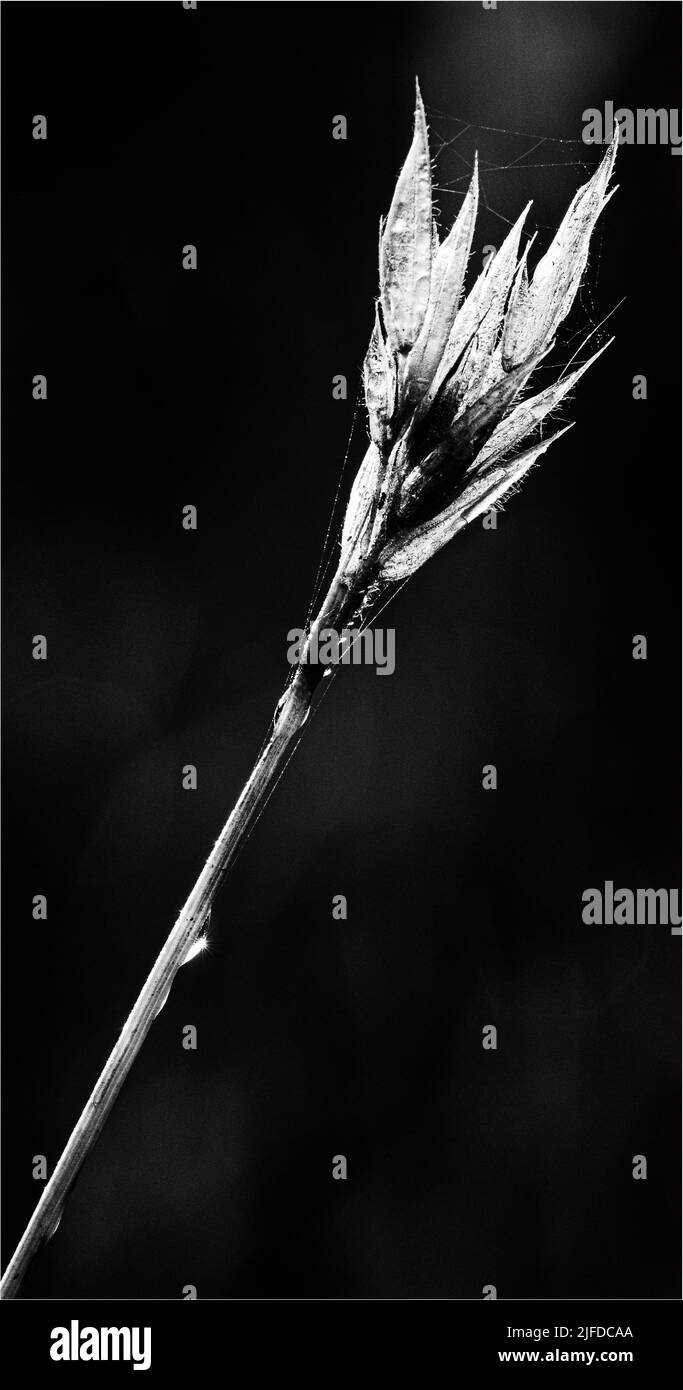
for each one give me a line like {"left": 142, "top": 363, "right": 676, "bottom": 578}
{"left": 2, "top": 88, "right": 617, "bottom": 1299}
{"left": 1, "top": 566, "right": 361, "bottom": 1300}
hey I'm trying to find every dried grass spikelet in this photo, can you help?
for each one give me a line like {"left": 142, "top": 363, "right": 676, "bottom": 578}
{"left": 0, "top": 83, "right": 619, "bottom": 1302}
{"left": 341, "top": 81, "right": 618, "bottom": 591}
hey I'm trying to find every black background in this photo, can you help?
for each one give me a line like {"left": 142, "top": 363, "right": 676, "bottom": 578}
{"left": 2, "top": 1, "right": 681, "bottom": 1300}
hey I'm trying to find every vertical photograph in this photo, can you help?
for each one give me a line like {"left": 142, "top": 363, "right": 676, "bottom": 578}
{"left": 2, "top": 0, "right": 681, "bottom": 1341}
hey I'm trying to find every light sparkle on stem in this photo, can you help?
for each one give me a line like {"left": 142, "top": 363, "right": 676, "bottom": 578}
{"left": 0, "top": 565, "right": 357, "bottom": 1301}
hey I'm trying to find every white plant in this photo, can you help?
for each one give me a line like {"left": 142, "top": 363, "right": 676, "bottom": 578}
{"left": 1, "top": 83, "right": 617, "bottom": 1300}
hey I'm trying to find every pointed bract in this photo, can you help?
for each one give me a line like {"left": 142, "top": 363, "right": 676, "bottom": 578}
{"left": 502, "top": 131, "right": 618, "bottom": 369}
{"left": 380, "top": 83, "right": 433, "bottom": 354}
{"left": 363, "top": 305, "right": 396, "bottom": 449}
{"left": 454, "top": 205, "right": 533, "bottom": 405}
{"left": 457, "top": 424, "right": 574, "bottom": 525}
{"left": 406, "top": 159, "right": 479, "bottom": 398}
{"left": 396, "top": 353, "right": 546, "bottom": 521}
{"left": 340, "top": 443, "right": 384, "bottom": 574}
{"left": 428, "top": 208, "right": 534, "bottom": 417}
{"left": 474, "top": 338, "right": 613, "bottom": 471}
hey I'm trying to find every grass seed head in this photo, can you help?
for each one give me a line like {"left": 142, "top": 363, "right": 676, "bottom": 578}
{"left": 340, "top": 83, "right": 618, "bottom": 589}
